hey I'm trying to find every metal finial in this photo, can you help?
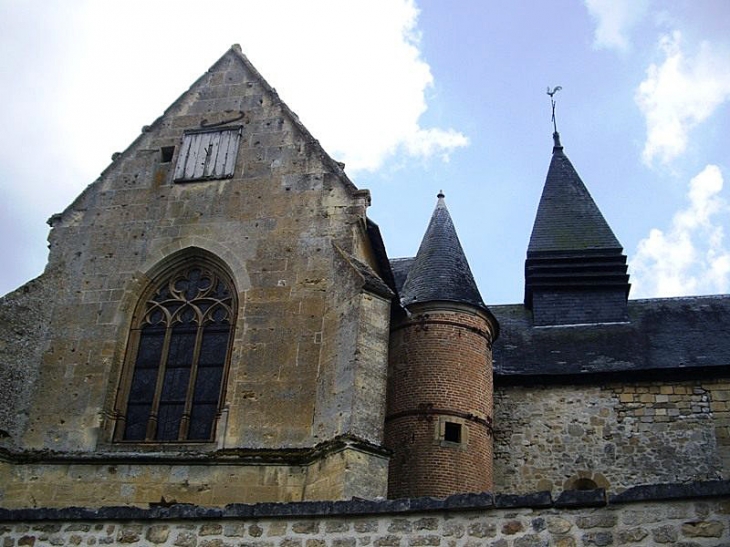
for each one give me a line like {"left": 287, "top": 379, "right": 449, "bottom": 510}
{"left": 547, "top": 86, "right": 562, "bottom": 133}
{"left": 437, "top": 190, "right": 445, "bottom": 199}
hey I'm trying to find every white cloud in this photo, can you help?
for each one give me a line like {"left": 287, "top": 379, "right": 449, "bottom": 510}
{"left": 0, "top": 0, "right": 467, "bottom": 295}
{"left": 54, "top": 0, "right": 467, "bottom": 176}
{"left": 584, "top": 0, "right": 649, "bottom": 51}
{"left": 404, "top": 128, "right": 469, "bottom": 161}
{"left": 635, "top": 31, "right": 730, "bottom": 167}
{"left": 631, "top": 165, "right": 730, "bottom": 297}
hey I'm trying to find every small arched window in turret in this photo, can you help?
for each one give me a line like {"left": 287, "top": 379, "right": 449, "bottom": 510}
{"left": 114, "top": 261, "right": 236, "bottom": 442}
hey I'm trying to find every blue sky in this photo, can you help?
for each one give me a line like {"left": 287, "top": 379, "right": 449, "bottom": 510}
{"left": 1, "top": 0, "right": 729, "bottom": 304}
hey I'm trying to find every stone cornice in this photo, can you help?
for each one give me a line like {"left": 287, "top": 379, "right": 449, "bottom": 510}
{"left": 0, "top": 434, "right": 389, "bottom": 467}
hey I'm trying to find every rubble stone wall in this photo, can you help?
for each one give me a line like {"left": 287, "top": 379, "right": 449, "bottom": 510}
{"left": 493, "top": 379, "right": 730, "bottom": 495}
{"left": 1, "top": 485, "right": 728, "bottom": 547}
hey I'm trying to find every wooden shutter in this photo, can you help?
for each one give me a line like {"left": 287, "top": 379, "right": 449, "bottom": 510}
{"left": 174, "top": 127, "right": 242, "bottom": 182}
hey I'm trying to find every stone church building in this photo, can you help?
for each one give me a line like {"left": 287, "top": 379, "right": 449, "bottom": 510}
{"left": 1, "top": 46, "right": 729, "bottom": 545}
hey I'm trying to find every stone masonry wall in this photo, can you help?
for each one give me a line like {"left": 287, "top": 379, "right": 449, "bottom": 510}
{"left": 1, "top": 486, "right": 729, "bottom": 547}
{"left": 0, "top": 446, "right": 388, "bottom": 510}
{"left": 21, "top": 47, "right": 377, "bottom": 454}
{"left": 0, "top": 46, "right": 391, "bottom": 507}
{"left": 0, "top": 273, "right": 57, "bottom": 447}
{"left": 493, "top": 379, "right": 730, "bottom": 495}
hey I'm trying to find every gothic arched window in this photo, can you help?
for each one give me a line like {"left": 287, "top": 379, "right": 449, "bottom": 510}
{"left": 115, "top": 262, "right": 236, "bottom": 442}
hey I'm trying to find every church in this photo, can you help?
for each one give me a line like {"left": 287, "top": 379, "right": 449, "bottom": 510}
{"left": 1, "top": 45, "right": 729, "bottom": 545}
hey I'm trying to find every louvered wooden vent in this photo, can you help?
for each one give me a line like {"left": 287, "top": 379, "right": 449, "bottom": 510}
{"left": 173, "top": 127, "right": 242, "bottom": 182}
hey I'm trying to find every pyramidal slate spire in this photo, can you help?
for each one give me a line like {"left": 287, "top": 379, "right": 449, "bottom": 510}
{"left": 525, "top": 133, "right": 631, "bottom": 325}
{"left": 400, "top": 192, "right": 488, "bottom": 311}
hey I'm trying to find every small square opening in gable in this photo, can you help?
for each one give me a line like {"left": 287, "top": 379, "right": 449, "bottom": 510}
{"left": 160, "top": 146, "right": 175, "bottom": 163}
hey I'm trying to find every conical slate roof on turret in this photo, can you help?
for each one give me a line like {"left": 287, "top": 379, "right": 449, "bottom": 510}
{"left": 400, "top": 192, "right": 486, "bottom": 310}
{"left": 528, "top": 133, "right": 622, "bottom": 255}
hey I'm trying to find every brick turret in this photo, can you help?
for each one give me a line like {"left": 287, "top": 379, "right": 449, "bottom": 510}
{"left": 385, "top": 193, "right": 499, "bottom": 499}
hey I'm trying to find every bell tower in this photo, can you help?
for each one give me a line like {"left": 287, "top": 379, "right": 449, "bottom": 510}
{"left": 385, "top": 192, "right": 499, "bottom": 499}
{"left": 525, "top": 132, "right": 631, "bottom": 326}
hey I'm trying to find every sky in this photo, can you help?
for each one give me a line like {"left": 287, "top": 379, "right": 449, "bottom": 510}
{"left": 1, "top": 0, "right": 729, "bottom": 304}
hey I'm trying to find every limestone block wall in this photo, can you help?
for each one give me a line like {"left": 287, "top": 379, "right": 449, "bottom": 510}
{"left": 0, "top": 273, "right": 57, "bottom": 447}
{"left": 0, "top": 460, "right": 308, "bottom": 509}
{"left": 493, "top": 379, "right": 730, "bottom": 494}
{"left": 1, "top": 484, "right": 729, "bottom": 547}
{"left": 0, "top": 46, "right": 393, "bottom": 507}
{"left": 0, "top": 445, "right": 388, "bottom": 509}
{"left": 314, "top": 259, "right": 391, "bottom": 445}
{"left": 5, "top": 47, "right": 388, "bottom": 456}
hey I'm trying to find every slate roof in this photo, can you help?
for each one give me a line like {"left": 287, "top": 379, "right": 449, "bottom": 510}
{"left": 396, "top": 193, "right": 488, "bottom": 312}
{"left": 492, "top": 294, "right": 730, "bottom": 380}
{"left": 527, "top": 133, "right": 621, "bottom": 256}
{"left": 524, "top": 134, "right": 631, "bottom": 313}
{"left": 365, "top": 218, "right": 398, "bottom": 295}
{"left": 390, "top": 257, "right": 415, "bottom": 296}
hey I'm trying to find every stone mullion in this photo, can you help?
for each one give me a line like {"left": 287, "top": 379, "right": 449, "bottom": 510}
{"left": 146, "top": 322, "right": 174, "bottom": 441}
{"left": 178, "top": 313, "right": 205, "bottom": 440}
{"left": 112, "top": 326, "right": 142, "bottom": 442}
{"left": 214, "top": 311, "right": 235, "bottom": 433}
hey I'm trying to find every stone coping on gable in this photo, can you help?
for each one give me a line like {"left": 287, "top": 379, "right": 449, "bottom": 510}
{"left": 1, "top": 480, "right": 728, "bottom": 522}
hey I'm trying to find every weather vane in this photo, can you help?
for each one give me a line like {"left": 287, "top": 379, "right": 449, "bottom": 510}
{"left": 547, "top": 86, "right": 562, "bottom": 133}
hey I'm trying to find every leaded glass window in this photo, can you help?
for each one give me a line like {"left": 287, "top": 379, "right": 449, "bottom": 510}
{"left": 117, "top": 263, "right": 235, "bottom": 442}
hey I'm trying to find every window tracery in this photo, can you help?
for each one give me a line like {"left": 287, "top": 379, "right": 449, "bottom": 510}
{"left": 115, "top": 263, "right": 236, "bottom": 442}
